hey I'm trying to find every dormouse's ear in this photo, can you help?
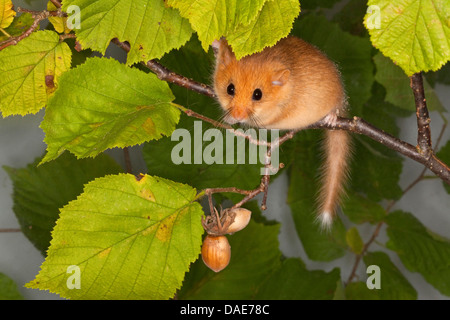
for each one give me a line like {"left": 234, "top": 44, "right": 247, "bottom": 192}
{"left": 212, "top": 38, "right": 235, "bottom": 67}
{"left": 272, "top": 69, "right": 290, "bottom": 86}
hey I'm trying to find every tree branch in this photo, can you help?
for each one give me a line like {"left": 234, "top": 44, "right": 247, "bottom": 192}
{"left": 109, "top": 38, "right": 450, "bottom": 187}
{"left": 309, "top": 116, "right": 450, "bottom": 185}
{"left": 111, "top": 38, "right": 216, "bottom": 98}
{"left": 49, "top": 0, "right": 62, "bottom": 9}
{"left": 411, "top": 73, "right": 432, "bottom": 158}
{"left": 0, "top": 8, "right": 66, "bottom": 51}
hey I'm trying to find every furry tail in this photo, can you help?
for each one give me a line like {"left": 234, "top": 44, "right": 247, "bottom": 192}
{"left": 317, "top": 128, "right": 351, "bottom": 229}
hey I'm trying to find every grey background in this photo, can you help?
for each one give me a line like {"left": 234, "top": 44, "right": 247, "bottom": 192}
{"left": 0, "top": 0, "right": 449, "bottom": 300}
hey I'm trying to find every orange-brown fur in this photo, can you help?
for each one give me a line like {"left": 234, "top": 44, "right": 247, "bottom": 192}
{"left": 212, "top": 36, "right": 351, "bottom": 227}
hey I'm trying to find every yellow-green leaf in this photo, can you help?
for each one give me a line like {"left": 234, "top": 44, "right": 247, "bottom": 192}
{"left": 346, "top": 227, "right": 364, "bottom": 254}
{"left": 365, "top": 0, "right": 450, "bottom": 76}
{"left": 166, "top": 0, "right": 269, "bottom": 52}
{"left": 40, "top": 57, "right": 180, "bottom": 163}
{"left": 0, "top": 30, "right": 72, "bottom": 117}
{"left": 0, "top": 0, "right": 15, "bottom": 29}
{"left": 226, "top": 0, "right": 301, "bottom": 59}
{"left": 47, "top": 1, "right": 71, "bottom": 34}
{"left": 26, "top": 173, "right": 204, "bottom": 300}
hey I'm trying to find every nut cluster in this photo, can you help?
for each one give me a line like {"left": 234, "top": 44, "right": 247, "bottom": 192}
{"left": 201, "top": 207, "right": 251, "bottom": 273}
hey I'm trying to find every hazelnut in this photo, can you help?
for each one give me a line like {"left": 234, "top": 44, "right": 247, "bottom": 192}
{"left": 225, "top": 208, "right": 252, "bottom": 234}
{"left": 201, "top": 235, "right": 231, "bottom": 272}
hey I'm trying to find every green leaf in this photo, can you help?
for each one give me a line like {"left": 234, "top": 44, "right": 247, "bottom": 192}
{"left": 345, "top": 281, "right": 380, "bottom": 300}
{"left": 373, "top": 52, "right": 445, "bottom": 113}
{"left": 167, "top": 0, "right": 268, "bottom": 53}
{"left": 41, "top": 57, "right": 180, "bottom": 163}
{"left": 363, "top": 251, "right": 417, "bottom": 300}
{"left": 3, "top": 152, "right": 122, "bottom": 255}
{"left": 436, "top": 140, "right": 450, "bottom": 193}
{"left": 332, "top": 0, "right": 369, "bottom": 36}
{"left": 26, "top": 174, "right": 204, "bottom": 300}
{"left": 333, "top": 280, "right": 346, "bottom": 300}
{"left": 291, "top": 14, "right": 374, "bottom": 111}
{"left": 48, "top": 1, "right": 71, "bottom": 34}
{"left": 0, "top": 30, "right": 72, "bottom": 117}
{"left": 365, "top": 0, "right": 450, "bottom": 76}
{"left": 300, "top": 0, "right": 340, "bottom": 10}
{"left": 346, "top": 227, "right": 364, "bottom": 254}
{"left": 61, "top": 0, "right": 193, "bottom": 65}
{"left": 386, "top": 211, "right": 450, "bottom": 296}
{"left": 0, "top": 273, "right": 23, "bottom": 300}
{"left": 0, "top": 12, "right": 33, "bottom": 42}
{"left": 255, "top": 259, "right": 341, "bottom": 299}
{"left": 226, "top": 0, "right": 301, "bottom": 59}
{"left": 286, "top": 131, "right": 347, "bottom": 262}
{"left": 178, "top": 220, "right": 281, "bottom": 299}
{"left": 426, "top": 62, "right": 450, "bottom": 87}
{"left": 342, "top": 193, "right": 386, "bottom": 224}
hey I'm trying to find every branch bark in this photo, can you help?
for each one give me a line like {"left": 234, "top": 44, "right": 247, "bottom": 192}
{"left": 110, "top": 38, "right": 450, "bottom": 187}
{"left": 411, "top": 73, "right": 432, "bottom": 158}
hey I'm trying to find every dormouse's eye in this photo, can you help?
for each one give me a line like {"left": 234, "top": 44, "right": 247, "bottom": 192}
{"left": 252, "top": 88, "right": 262, "bottom": 101}
{"left": 227, "top": 83, "right": 235, "bottom": 96}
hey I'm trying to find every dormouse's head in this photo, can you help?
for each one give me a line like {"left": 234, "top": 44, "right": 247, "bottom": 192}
{"left": 212, "top": 39, "right": 291, "bottom": 128}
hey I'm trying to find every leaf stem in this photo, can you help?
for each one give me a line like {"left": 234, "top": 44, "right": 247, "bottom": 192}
{"left": 0, "top": 28, "right": 11, "bottom": 38}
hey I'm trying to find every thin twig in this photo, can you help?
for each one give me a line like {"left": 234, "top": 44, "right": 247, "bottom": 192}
{"left": 410, "top": 73, "right": 432, "bottom": 158}
{"left": 111, "top": 38, "right": 216, "bottom": 98}
{"left": 123, "top": 147, "right": 132, "bottom": 174}
{"left": 0, "top": 9, "right": 65, "bottom": 51}
{"left": 0, "top": 228, "right": 21, "bottom": 232}
{"left": 50, "top": 0, "right": 62, "bottom": 8}
{"left": 59, "top": 33, "right": 77, "bottom": 41}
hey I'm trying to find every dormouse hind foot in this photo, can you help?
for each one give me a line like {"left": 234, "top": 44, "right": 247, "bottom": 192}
{"left": 322, "top": 110, "right": 339, "bottom": 128}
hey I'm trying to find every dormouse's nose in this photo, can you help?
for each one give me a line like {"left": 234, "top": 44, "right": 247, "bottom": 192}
{"left": 230, "top": 107, "right": 248, "bottom": 122}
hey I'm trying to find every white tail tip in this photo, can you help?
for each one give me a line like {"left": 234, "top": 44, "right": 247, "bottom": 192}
{"left": 317, "top": 211, "right": 333, "bottom": 230}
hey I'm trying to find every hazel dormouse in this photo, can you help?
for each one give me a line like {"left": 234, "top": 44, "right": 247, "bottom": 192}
{"left": 212, "top": 36, "right": 351, "bottom": 228}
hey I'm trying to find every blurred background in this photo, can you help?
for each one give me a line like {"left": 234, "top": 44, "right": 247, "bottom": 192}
{"left": 0, "top": 0, "right": 449, "bottom": 300}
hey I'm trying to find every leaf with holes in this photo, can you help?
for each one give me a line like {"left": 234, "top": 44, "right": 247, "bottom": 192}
{"left": 61, "top": 0, "right": 193, "bottom": 65}
{"left": 40, "top": 57, "right": 180, "bottom": 163}
{"left": 26, "top": 174, "right": 204, "bottom": 300}
{"left": 0, "top": 30, "right": 72, "bottom": 117}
